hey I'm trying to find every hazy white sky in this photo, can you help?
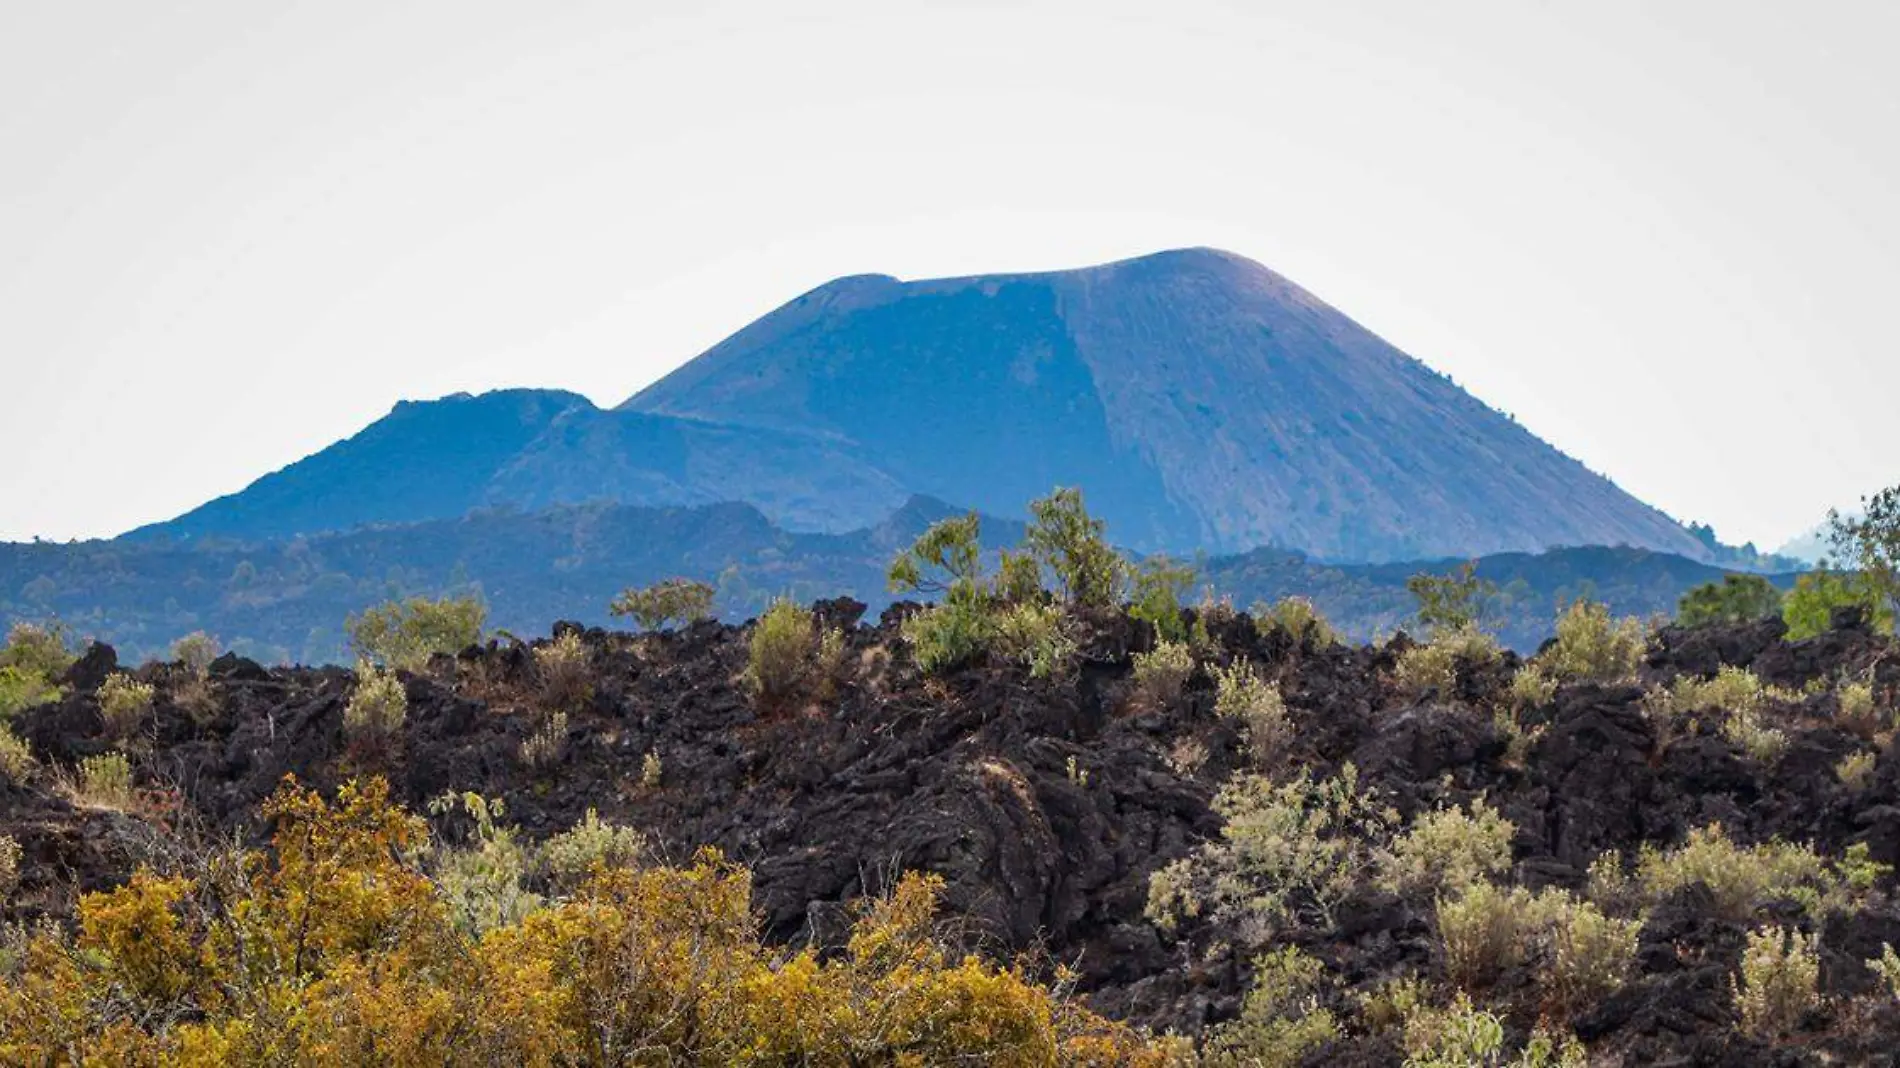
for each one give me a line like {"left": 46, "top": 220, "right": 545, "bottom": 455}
{"left": 2, "top": 0, "right": 1895, "bottom": 549}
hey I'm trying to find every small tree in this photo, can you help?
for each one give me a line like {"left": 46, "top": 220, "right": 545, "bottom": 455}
{"left": 1129, "top": 555, "right": 1196, "bottom": 643}
{"left": 609, "top": 579, "right": 715, "bottom": 632}
{"left": 887, "top": 513, "right": 987, "bottom": 602}
{"left": 1406, "top": 562, "right": 1495, "bottom": 635}
{"left": 0, "top": 622, "right": 76, "bottom": 680}
{"left": 1676, "top": 575, "right": 1783, "bottom": 628}
{"left": 1023, "top": 487, "right": 1125, "bottom": 609}
{"left": 346, "top": 594, "right": 486, "bottom": 670}
{"left": 1829, "top": 485, "right": 1900, "bottom": 617}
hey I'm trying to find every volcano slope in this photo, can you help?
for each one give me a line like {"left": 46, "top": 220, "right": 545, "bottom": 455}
{"left": 5, "top": 604, "right": 1900, "bottom": 1064}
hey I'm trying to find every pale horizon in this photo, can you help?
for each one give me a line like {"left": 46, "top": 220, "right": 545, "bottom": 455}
{"left": 4, "top": 1, "right": 1896, "bottom": 550}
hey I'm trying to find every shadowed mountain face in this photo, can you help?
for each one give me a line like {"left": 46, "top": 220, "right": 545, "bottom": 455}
{"left": 131, "top": 248, "right": 1705, "bottom": 562}
{"left": 625, "top": 248, "right": 1704, "bottom": 560}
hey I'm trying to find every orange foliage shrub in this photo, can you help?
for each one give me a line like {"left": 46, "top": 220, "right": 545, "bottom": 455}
{"left": 0, "top": 777, "right": 1172, "bottom": 1066}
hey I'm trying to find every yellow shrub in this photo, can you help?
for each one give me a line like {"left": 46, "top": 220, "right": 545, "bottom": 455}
{"left": 1732, "top": 925, "right": 1818, "bottom": 1036}
{"left": 1381, "top": 799, "right": 1514, "bottom": 898}
{"left": 1538, "top": 600, "right": 1646, "bottom": 683}
{"left": 1131, "top": 640, "right": 1194, "bottom": 710}
{"left": 97, "top": 672, "right": 154, "bottom": 738}
{"left": 1392, "top": 626, "right": 1499, "bottom": 698}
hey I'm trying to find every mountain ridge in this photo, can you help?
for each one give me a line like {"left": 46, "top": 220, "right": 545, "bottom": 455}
{"left": 129, "top": 247, "right": 1705, "bottom": 563}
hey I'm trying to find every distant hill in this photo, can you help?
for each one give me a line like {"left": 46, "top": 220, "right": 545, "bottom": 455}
{"left": 5, "top": 498, "right": 1782, "bottom": 665}
{"left": 624, "top": 247, "right": 1707, "bottom": 560}
{"left": 130, "top": 248, "right": 1709, "bottom": 563}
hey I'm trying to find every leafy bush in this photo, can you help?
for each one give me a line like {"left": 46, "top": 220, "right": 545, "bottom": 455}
{"left": 747, "top": 597, "right": 819, "bottom": 704}
{"left": 1732, "top": 925, "right": 1818, "bottom": 1036}
{"left": 1024, "top": 487, "right": 1126, "bottom": 608}
{"left": 1214, "top": 658, "right": 1290, "bottom": 766}
{"left": 608, "top": 577, "right": 716, "bottom": 631}
{"left": 640, "top": 750, "right": 663, "bottom": 788}
{"left": 1436, "top": 881, "right": 1541, "bottom": 991}
{"left": 540, "top": 808, "right": 646, "bottom": 895}
{"left": 1835, "top": 678, "right": 1890, "bottom": 738}
{"left": 1129, "top": 555, "right": 1196, "bottom": 643}
{"left": 428, "top": 792, "right": 542, "bottom": 935}
{"left": 1253, "top": 596, "right": 1339, "bottom": 648}
{"left": 0, "top": 729, "right": 33, "bottom": 783}
{"left": 1200, "top": 946, "right": 1339, "bottom": 1067}
{"left": 96, "top": 672, "right": 154, "bottom": 738}
{"left": 1837, "top": 750, "right": 1878, "bottom": 790}
{"left": 992, "top": 601, "right": 1076, "bottom": 679}
{"left": 346, "top": 593, "right": 486, "bottom": 670}
{"left": 1677, "top": 574, "right": 1784, "bottom": 628}
{"left": 1869, "top": 943, "right": 1900, "bottom": 1005}
{"left": 344, "top": 660, "right": 407, "bottom": 747}
{"left": 1538, "top": 600, "right": 1646, "bottom": 683}
{"left": 1783, "top": 569, "right": 1893, "bottom": 641}
{"left": 1402, "top": 994, "right": 1586, "bottom": 1068}
{"left": 0, "top": 777, "right": 1172, "bottom": 1064}
{"left": 1380, "top": 800, "right": 1514, "bottom": 898}
{"left": 1391, "top": 626, "right": 1500, "bottom": 698}
{"left": 901, "top": 599, "right": 993, "bottom": 675}
{"left": 1632, "top": 824, "right": 1873, "bottom": 920}
{"left": 518, "top": 710, "right": 566, "bottom": 768}
{"left": 1147, "top": 766, "right": 1392, "bottom": 943}
{"left": 170, "top": 631, "right": 220, "bottom": 675}
{"left": 0, "top": 622, "right": 76, "bottom": 680}
{"left": 533, "top": 630, "right": 592, "bottom": 710}
{"left": 0, "top": 835, "right": 18, "bottom": 902}
{"left": 0, "top": 666, "right": 59, "bottom": 720}
{"left": 1509, "top": 665, "right": 1558, "bottom": 708}
{"left": 1545, "top": 897, "right": 1641, "bottom": 1016}
{"left": 77, "top": 752, "right": 135, "bottom": 809}
{"left": 1131, "top": 639, "right": 1194, "bottom": 710}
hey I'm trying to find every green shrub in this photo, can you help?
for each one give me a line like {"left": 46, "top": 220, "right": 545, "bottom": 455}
{"left": 991, "top": 601, "right": 1075, "bottom": 679}
{"left": 1214, "top": 658, "right": 1290, "bottom": 766}
{"left": 1868, "top": 943, "right": 1900, "bottom": 1005}
{"left": 0, "top": 834, "right": 17, "bottom": 903}
{"left": 539, "top": 808, "right": 646, "bottom": 895}
{"left": 0, "top": 729, "right": 32, "bottom": 783}
{"left": 533, "top": 631, "right": 592, "bottom": 710}
{"left": 747, "top": 598, "right": 819, "bottom": 703}
{"left": 1200, "top": 946, "right": 1340, "bottom": 1068}
{"left": 1402, "top": 994, "right": 1586, "bottom": 1068}
{"left": 347, "top": 594, "right": 486, "bottom": 670}
{"left": 1392, "top": 626, "right": 1500, "bottom": 697}
{"left": 1633, "top": 825, "right": 1864, "bottom": 920}
{"left": 1732, "top": 925, "right": 1818, "bottom": 1036}
{"left": 171, "top": 631, "right": 220, "bottom": 675}
{"left": 1024, "top": 487, "right": 1126, "bottom": 609}
{"left": 344, "top": 660, "right": 408, "bottom": 747}
{"left": 0, "top": 667, "right": 59, "bottom": 720}
{"left": 901, "top": 599, "right": 992, "bottom": 675}
{"left": 1147, "top": 766, "right": 1391, "bottom": 942}
{"left": 641, "top": 750, "right": 663, "bottom": 789}
{"left": 1131, "top": 640, "right": 1194, "bottom": 710}
{"left": 518, "top": 710, "right": 566, "bottom": 768}
{"left": 427, "top": 792, "right": 542, "bottom": 935}
{"left": 0, "top": 622, "right": 75, "bottom": 680}
{"left": 1129, "top": 555, "right": 1196, "bottom": 643}
{"left": 1436, "top": 881, "right": 1539, "bottom": 991}
{"left": 608, "top": 578, "right": 716, "bottom": 632}
{"left": 1837, "top": 750, "right": 1878, "bottom": 790}
{"left": 1253, "top": 596, "right": 1339, "bottom": 648}
{"left": 1538, "top": 600, "right": 1646, "bottom": 683}
{"left": 1380, "top": 800, "right": 1514, "bottom": 898}
{"left": 1783, "top": 569, "right": 1893, "bottom": 641}
{"left": 96, "top": 673, "right": 154, "bottom": 738}
{"left": 1835, "top": 678, "right": 1890, "bottom": 738}
{"left": 1545, "top": 898, "right": 1641, "bottom": 1016}
{"left": 77, "top": 752, "right": 135, "bottom": 810}
{"left": 1509, "top": 665, "right": 1558, "bottom": 708}
{"left": 1677, "top": 574, "right": 1783, "bottom": 628}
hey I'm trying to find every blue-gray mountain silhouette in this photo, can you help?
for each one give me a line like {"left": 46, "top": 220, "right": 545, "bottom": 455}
{"left": 134, "top": 248, "right": 1704, "bottom": 561}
